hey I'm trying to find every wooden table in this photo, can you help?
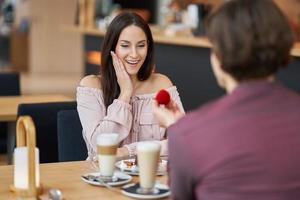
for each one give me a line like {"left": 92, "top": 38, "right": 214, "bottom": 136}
{"left": 0, "top": 94, "right": 74, "bottom": 122}
{"left": 0, "top": 161, "right": 170, "bottom": 200}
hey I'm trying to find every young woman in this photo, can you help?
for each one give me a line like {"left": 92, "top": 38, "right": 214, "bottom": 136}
{"left": 77, "top": 12, "right": 184, "bottom": 161}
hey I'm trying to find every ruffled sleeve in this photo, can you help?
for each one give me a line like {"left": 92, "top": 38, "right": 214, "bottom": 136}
{"left": 168, "top": 86, "right": 185, "bottom": 113}
{"left": 76, "top": 87, "right": 133, "bottom": 160}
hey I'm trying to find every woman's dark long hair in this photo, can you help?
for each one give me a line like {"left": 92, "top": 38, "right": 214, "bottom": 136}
{"left": 100, "top": 12, "right": 154, "bottom": 108}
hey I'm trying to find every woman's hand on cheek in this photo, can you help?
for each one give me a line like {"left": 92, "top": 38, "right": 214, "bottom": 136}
{"left": 111, "top": 51, "right": 133, "bottom": 103}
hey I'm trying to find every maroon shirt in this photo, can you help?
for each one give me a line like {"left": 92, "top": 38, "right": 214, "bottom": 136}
{"left": 169, "top": 81, "right": 300, "bottom": 200}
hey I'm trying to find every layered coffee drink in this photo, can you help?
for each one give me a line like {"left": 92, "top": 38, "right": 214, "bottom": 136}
{"left": 97, "top": 133, "right": 119, "bottom": 179}
{"left": 137, "top": 142, "right": 161, "bottom": 194}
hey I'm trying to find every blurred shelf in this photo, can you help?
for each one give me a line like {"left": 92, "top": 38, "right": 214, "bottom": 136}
{"left": 65, "top": 26, "right": 300, "bottom": 57}
{"left": 65, "top": 26, "right": 211, "bottom": 48}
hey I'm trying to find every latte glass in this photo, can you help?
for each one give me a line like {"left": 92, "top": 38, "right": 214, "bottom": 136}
{"left": 137, "top": 142, "right": 161, "bottom": 194}
{"left": 97, "top": 133, "right": 119, "bottom": 181}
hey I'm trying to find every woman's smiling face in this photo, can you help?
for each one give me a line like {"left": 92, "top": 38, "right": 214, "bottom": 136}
{"left": 115, "top": 25, "right": 148, "bottom": 76}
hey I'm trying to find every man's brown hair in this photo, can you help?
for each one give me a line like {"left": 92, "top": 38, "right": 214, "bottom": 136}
{"left": 206, "top": 0, "right": 295, "bottom": 81}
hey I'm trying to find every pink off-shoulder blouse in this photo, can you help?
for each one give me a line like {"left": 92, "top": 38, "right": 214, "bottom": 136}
{"left": 76, "top": 86, "right": 184, "bottom": 161}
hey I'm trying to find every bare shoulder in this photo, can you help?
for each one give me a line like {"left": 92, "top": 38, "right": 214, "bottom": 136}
{"left": 150, "top": 73, "right": 173, "bottom": 89}
{"left": 79, "top": 75, "right": 101, "bottom": 89}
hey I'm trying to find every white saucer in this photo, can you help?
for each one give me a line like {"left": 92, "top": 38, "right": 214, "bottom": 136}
{"left": 115, "top": 159, "right": 167, "bottom": 176}
{"left": 122, "top": 182, "right": 171, "bottom": 199}
{"left": 81, "top": 171, "right": 132, "bottom": 186}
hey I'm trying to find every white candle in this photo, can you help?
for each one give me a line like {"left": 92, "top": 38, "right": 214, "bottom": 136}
{"left": 14, "top": 147, "right": 40, "bottom": 189}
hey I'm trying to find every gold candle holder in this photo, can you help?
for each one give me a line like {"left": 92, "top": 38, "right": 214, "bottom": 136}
{"left": 10, "top": 116, "right": 43, "bottom": 198}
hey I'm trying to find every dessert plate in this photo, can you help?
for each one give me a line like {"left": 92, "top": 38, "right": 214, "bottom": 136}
{"left": 115, "top": 159, "right": 167, "bottom": 176}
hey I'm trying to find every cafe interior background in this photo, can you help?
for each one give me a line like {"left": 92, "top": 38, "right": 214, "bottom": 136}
{"left": 0, "top": 0, "right": 299, "bottom": 165}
